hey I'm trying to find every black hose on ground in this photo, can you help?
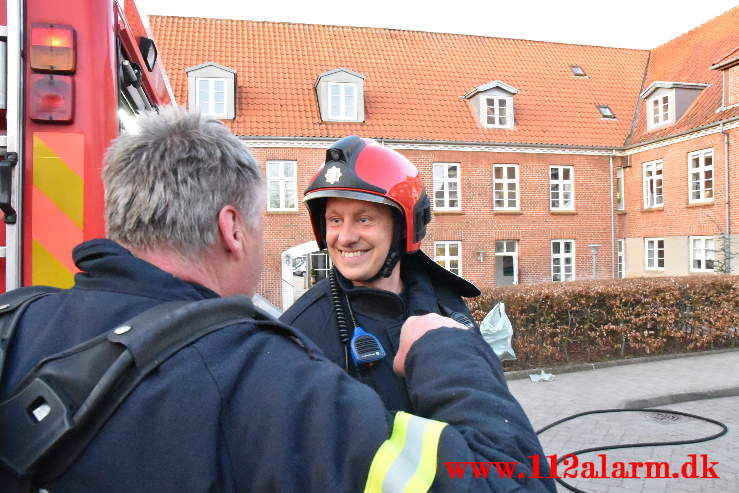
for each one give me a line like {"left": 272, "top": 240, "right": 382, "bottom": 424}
{"left": 536, "top": 408, "right": 729, "bottom": 492}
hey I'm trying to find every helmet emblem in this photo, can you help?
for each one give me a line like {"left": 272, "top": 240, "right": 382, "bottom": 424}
{"left": 325, "top": 166, "right": 342, "bottom": 184}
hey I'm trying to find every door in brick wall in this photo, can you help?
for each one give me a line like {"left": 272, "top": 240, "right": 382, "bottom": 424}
{"left": 495, "top": 240, "right": 518, "bottom": 286}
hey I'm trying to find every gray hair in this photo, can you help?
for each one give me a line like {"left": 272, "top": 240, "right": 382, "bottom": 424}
{"left": 103, "top": 106, "right": 264, "bottom": 255}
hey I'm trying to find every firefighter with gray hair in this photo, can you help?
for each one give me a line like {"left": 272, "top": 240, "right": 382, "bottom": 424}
{"left": 0, "top": 107, "right": 554, "bottom": 492}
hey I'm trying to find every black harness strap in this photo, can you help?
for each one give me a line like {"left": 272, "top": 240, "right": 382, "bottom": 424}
{"left": 0, "top": 287, "right": 61, "bottom": 385}
{"left": 0, "top": 294, "right": 278, "bottom": 486}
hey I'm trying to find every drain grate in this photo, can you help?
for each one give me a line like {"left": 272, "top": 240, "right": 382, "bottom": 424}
{"left": 649, "top": 412, "right": 686, "bottom": 425}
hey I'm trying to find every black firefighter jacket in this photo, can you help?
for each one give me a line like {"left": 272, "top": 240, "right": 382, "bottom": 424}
{"left": 0, "top": 239, "right": 554, "bottom": 492}
{"left": 280, "top": 250, "right": 482, "bottom": 412}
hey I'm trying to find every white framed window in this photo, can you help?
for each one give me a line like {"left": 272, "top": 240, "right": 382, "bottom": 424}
{"left": 434, "top": 241, "right": 461, "bottom": 276}
{"left": 643, "top": 160, "right": 663, "bottom": 208}
{"left": 266, "top": 160, "right": 298, "bottom": 211}
{"left": 196, "top": 77, "right": 227, "bottom": 117}
{"left": 328, "top": 82, "right": 357, "bottom": 120}
{"left": 616, "top": 167, "right": 625, "bottom": 210}
{"left": 550, "top": 166, "right": 574, "bottom": 211}
{"left": 688, "top": 149, "right": 714, "bottom": 204}
{"left": 648, "top": 93, "right": 673, "bottom": 128}
{"left": 644, "top": 238, "right": 665, "bottom": 270}
{"left": 432, "top": 162, "right": 461, "bottom": 210}
{"left": 551, "top": 240, "right": 575, "bottom": 282}
{"left": 493, "top": 164, "right": 519, "bottom": 210}
{"left": 482, "top": 96, "right": 513, "bottom": 128}
{"left": 617, "top": 239, "right": 625, "bottom": 279}
{"left": 690, "top": 236, "right": 715, "bottom": 272}
{"left": 495, "top": 240, "right": 518, "bottom": 285}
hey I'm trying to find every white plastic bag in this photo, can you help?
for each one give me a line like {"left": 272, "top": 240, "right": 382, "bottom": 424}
{"left": 479, "top": 302, "right": 517, "bottom": 361}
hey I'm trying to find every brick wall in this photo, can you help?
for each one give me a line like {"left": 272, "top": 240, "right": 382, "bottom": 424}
{"left": 619, "top": 130, "right": 737, "bottom": 276}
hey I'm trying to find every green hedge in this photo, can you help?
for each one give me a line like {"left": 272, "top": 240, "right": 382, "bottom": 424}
{"left": 467, "top": 275, "right": 739, "bottom": 371}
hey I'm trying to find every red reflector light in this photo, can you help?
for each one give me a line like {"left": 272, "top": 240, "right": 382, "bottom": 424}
{"left": 30, "top": 24, "right": 76, "bottom": 73}
{"left": 30, "top": 74, "right": 74, "bottom": 122}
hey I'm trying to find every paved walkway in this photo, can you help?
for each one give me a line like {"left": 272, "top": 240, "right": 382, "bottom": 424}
{"left": 506, "top": 350, "right": 739, "bottom": 492}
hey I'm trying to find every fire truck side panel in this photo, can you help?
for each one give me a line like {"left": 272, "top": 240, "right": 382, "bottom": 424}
{"left": 0, "top": 0, "right": 173, "bottom": 290}
{"left": 23, "top": 0, "right": 119, "bottom": 287}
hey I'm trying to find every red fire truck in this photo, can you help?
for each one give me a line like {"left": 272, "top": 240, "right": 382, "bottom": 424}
{"left": 0, "top": 0, "right": 173, "bottom": 292}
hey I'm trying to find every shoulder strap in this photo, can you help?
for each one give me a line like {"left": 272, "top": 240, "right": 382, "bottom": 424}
{"left": 0, "top": 295, "right": 265, "bottom": 482}
{"left": 0, "top": 287, "right": 61, "bottom": 385}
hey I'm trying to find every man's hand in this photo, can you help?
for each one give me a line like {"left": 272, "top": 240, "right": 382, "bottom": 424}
{"left": 393, "top": 313, "right": 469, "bottom": 376}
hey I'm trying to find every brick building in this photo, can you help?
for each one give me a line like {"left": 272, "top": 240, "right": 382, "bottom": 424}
{"left": 150, "top": 7, "right": 739, "bottom": 308}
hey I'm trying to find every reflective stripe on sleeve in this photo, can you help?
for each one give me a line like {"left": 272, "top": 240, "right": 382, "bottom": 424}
{"left": 364, "top": 412, "right": 448, "bottom": 493}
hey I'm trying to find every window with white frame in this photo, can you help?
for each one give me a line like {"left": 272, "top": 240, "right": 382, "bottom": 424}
{"left": 690, "top": 236, "right": 715, "bottom": 272}
{"left": 616, "top": 167, "right": 625, "bottom": 210}
{"left": 551, "top": 240, "right": 575, "bottom": 281}
{"left": 434, "top": 241, "right": 461, "bottom": 276}
{"left": 617, "top": 239, "right": 625, "bottom": 279}
{"left": 649, "top": 93, "right": 672, "bottom": 127}
{"left": 432, "top": 163, "right": 460, "bottom": 210}
{"left": 196, "top": 78, "right": 227, "bottom": 117}
{"left": 550, "top": 166, "right": 574, "bottom": 210}
{"left": 266, "top": 160, "right": 298, "bottom": 211}
{"left": 328, "top": 82, "right": 357, "bottom": 120}
{"left": 643, "top": 160, "right": 663, "bottom": 208}
{"left": 644, "top": 238, "right": 665, "bottom": 270}
{"left": 493, "top": 164, "right": 519, "bottom": 210}
{"left": 688, "top": 149, "right": 714, "bottom": 203}
{"left": 483, "top": 96, "right": 513, "bottom": 128}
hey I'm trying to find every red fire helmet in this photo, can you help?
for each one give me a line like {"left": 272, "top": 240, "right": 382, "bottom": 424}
{"left": 304, "top": 136, "right": 431, "bottom": 253}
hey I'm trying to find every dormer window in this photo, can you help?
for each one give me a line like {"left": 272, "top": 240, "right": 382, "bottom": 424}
{"left": 710, "top": 48, "right": 739, "bottom": 109}
{"left": 315, "top": 68, "right": 365, "bottom": 122}
{"left": 649, "top": 94, "right": 671, "bottom": 126}
{"left": 197, "top": 78, "right": 226, "bottom": 118}
{"left": 328, "top": 82, "right": 358, "bottom": 120}
{"left": 641, "top": 82, "right": 708, "bottom": 131}
{"left": 483, "top": 96, "right": 512, "bottom": 127}
{"left": 186, "top": 62, "right": 236, "bottom": 120}
{"left": 464, "top": 81, "right": 518, "bottom": 129}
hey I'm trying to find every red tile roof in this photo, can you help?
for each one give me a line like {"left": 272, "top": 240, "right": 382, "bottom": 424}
{"left": 628, "top": 6, "right": 739, "bottom": 145}
{"left": 151, "top": 16, "right": 650, "bottom": 148}
{"left": 150, "top": 7, "right": 737, "bottom": 149}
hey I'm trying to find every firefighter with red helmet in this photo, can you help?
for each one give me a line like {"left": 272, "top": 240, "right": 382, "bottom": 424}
{"left": 280, "top": 135, "right": 482, "bottom": 412}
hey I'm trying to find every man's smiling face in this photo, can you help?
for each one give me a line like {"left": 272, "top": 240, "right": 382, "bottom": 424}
{"left": 324, "top": 197, "right": 394, "bottom": 287}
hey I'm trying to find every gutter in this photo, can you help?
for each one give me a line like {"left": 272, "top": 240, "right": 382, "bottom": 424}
{"left": 722, "top": 122, "right": 732, "bottom": 272}
{"left": 623, "top": 114, "right": 739, "bottom": 152}
{"left": 241, "top": 134, "right": 623, "bottom": 152}
{"left": 609, "top": 151, "right": 616, "bottom": 279}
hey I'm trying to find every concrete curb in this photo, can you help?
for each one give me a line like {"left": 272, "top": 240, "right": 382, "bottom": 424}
{"left": 623, "top": 386, "right": 739, "bottom": 409}
{"left": 503, "top": 346, "right": 739, "bottom": 381}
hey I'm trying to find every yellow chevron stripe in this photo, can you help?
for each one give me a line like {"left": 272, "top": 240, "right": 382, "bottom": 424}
{"left": 32, "top": 239, "right": 74, "bottom": 288}
{"left": 33, "top": 135, "right": 84, "bottom": 229}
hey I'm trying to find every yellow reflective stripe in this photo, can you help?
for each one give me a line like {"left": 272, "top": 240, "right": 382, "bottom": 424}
{"left": 402, "top": 419, "right": 446, "bottom": 493}
{"left": 33, "top": 135, "right": 84, "bottom": 229}
{"left": 32, "top": 239, "right": 75, "bottom": 288}
{"left": 363, "top": 412, "right": 448, "bottom": 493}
{"left": 364, "top": 412, "right": 411, "bottom": 493}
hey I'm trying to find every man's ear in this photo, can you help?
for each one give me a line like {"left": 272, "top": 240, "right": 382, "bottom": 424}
{"left": 217, "top": 205, "right": 245, "bottom": 256}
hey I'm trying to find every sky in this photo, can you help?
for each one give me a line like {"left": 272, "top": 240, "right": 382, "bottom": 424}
{"left": 139, "top": 0, "right": 738, "bottom": 50}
